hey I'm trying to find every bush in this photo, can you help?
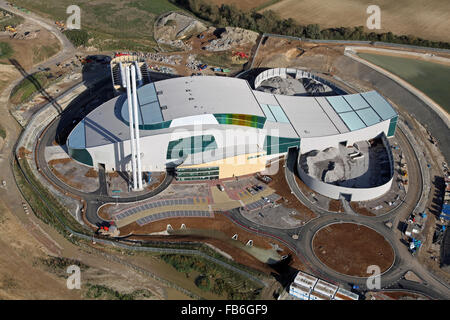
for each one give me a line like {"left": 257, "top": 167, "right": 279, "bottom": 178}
{"left": 195, "top": 275, "right": 211, "bottom": 291}
{"left": 63, "top": 29, "right": 90, "bottom": 47}
{"left": 0, "top": 42, "right": 13, "bottom": 59}
{"left": 0, "top": 126, "right": 5, "bottom": 139}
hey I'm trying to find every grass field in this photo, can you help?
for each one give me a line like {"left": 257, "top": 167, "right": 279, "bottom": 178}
{"left": 11, "top": 0, "right": 185, "bottom": 51}
{"left": 262, "top": 0, "right": 450, "bottom": 43}
{"left": 10, "top": 71, "right": 53, "bottom": 104}
{"left": 357, "top": 52, "right": 450, "bottom": 113}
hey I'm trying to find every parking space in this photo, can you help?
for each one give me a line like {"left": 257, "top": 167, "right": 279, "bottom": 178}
{"left": 245, "top": 193, "right": 281, "bottom": 211}
{"left": 114, "top": 197, "right": 199, "bottom": 220}
{"left": 136, "top": 210, "right": 212, "bottom": 226}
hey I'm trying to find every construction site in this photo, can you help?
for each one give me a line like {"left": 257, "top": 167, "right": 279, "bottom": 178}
{"left": 299, "top": 137, "right": 392, "bottom": 189}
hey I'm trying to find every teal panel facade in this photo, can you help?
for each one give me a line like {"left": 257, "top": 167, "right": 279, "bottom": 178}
{"left": 387, "top": 116, "right": 398, "bottom": 137}
{"left": 68, "top": 147, "right": 93, "bottom": 166}
{"left": 264, "top": 136, "right": 300, "bottom": 155}
{"left": 166, "top": 135, "right": 217, "bottom": 159}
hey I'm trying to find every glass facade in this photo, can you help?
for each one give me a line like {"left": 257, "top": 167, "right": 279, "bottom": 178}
{"left": 176, "top": 166, "right": 220, "bottom": 181}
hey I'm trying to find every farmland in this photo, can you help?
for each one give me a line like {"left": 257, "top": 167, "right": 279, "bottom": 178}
{"left": 209, "top": 0, "right": 450, "bottom": 43}
{"left": 263, "top": 0, "right": 450, "bottom": 43}
{"left": 357, "top": 52, "right": 450, "bottom": 113}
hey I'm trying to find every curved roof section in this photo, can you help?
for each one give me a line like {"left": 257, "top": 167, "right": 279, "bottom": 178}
{"left": 253, "top": 89, "right": 397, "bottom": 138}
{"left": 120, "top": 82, "right": 163, "bottom": 125}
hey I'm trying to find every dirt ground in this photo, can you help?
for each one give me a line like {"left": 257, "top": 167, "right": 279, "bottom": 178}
{"left": 48, "top": 158, "right": 99, "bottom": 192}
{"left": 366, "top": 290, "right": 430, "bottom": 300}
{"left": 312, "top": 223, "right": 395, "bottom": 277}
{"left": 0, "top": 22, "right": 60, "bottom": 70}
{"left": 253, "top": 37, "right": 343, "bottom": 72}
{"left": 266, "top": 159, "right": 316, "bottom": 221}
{"left": 350, "top": 201, "right": 376, "bottom": 216}
{"left": 328, "top": 199, "right": 344, "bottom": 213}
{"left": 119, "top": 213, "right": 306, "bottom": 274}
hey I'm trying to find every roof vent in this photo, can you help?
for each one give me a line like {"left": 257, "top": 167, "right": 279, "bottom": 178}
{"left": 157, "top": 90, "right": 163, "bottom": 95}
{"left": 160, "top": 105, "right": 167, "bottom": 110}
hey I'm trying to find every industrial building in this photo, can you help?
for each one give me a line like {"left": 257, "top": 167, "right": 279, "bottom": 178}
{"left": 288, "top": 271, "right": 359, "bottom": 300}
{"left": 67, "top": 68, "right": 397, "bottom": 198}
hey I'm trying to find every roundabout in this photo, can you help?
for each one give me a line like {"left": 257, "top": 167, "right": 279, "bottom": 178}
{"left": 312, "top": 222, "right": 395, "bottom": 278}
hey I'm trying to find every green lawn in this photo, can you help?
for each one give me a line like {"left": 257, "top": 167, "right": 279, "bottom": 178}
{"left": 358, "top": 52, "right": 450, "bottom": 113}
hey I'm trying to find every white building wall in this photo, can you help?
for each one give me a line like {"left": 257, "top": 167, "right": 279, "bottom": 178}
{"left": 87, "top": 133, "right": 171, "bottom": 172}
{"left": 300, "top": 119, "right": 390, "bottom": 154}
{"left": 297, "top": 128, "right": 394, "bottom": 201}
{"left": 86, "top": 126, "right": 267, "bottom": 172}
{"left": 297, "top": 162, "right": 393, "bottom": 201}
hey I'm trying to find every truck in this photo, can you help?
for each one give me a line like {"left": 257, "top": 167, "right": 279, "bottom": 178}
{"left": 5, "top": 25, "right": 16, "bottom": 33}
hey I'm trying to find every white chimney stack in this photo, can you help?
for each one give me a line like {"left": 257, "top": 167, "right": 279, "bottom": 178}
{"left": 131, "top": 64, "right": 143, "bottom": 190}
{"left": 125, "top": 66, "right": 137, "bottom": 190}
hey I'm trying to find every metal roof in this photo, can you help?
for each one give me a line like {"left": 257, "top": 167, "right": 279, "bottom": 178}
{"left": 325, "top": 91, "right": 397, "bottom": 133}
{"left": 154, "top": 76, "right": 264, "bottom": 120}
{"left": 67, "top": 76, "right": 397, "bottom": 149}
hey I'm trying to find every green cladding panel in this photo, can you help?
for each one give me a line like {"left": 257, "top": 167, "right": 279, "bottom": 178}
{"left": 264, "top": 136, "right": 300, "bottom": 155}
{"left": 140, "top": 120, "right": 172, "bottom": 130}
{"left": 167, "top": 135, "right": 217, "bottom": 159}
{"left": 68, "top": 148, "right": 93, "bottom": 166}
{"left": 387, "top": 116, "right": 398, "bottom": 137}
